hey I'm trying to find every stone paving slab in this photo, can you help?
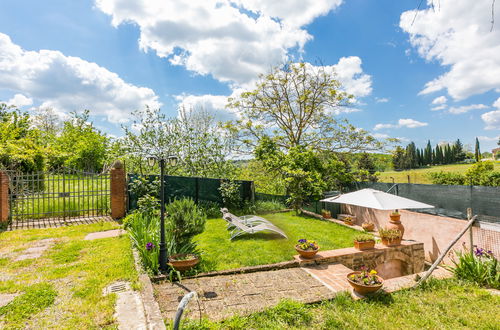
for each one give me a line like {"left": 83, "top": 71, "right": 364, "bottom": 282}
{"left": 14, "top": 238, "right": 55, "bottom": 261}
{"left": 84, "top": 229, "right": 125, "bottom": 240}
{"left": 154, "top": 267, "right": 335, "bottom": 321}
{"left": 301, "top": 263, "right": 353, "bottom": 292}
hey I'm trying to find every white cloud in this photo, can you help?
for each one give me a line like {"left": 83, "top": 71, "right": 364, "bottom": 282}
{"left": 6, "top": 93, "right": 33, "bottom": 107}
{"left": 374, "top": 118, "right": 428, "bottom": 130}
{"left": 447, "top": 104, "right": 488, "bottom": 115}
{"left": 95, "top": 0, "right": 344, "bottom": 86}
{"left": 431, "top": 96, "right": 447, "bottom": 105}
{"left": 431, "top": 104, "right": 447, "bottom": 111}
{"left": 481, "top": 97, "right": 500, "bottom": 130}
{"left": 375, "top": 97, "right": 389, "bottom": 103}
{"left": 477, "top": 135, "right": 500, "bottom": 142}
{"left": 400, "top": 1, "right": 500, "bottom": 100}
{"left": 175, "top": 93, "right": 238, "bottom": 121}
{"left": 372, "top": 133, "right": 390, "bottom": 139}
{"left": 0, "top": 33, "right": 160, "bottom": 124}
{"left": 329, "top": 56, "right": 372, "bottom": 98}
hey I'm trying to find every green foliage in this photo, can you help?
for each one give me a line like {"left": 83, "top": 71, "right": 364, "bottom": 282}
{"left": 127, "top": 213, "right": 160, "bottom": 275}
{"left": 198, "top": 200, "right": 222, "bottom": 218}
{"left": 226, "top": 62, "right": 383, "bottom": 153}
{"left": 51, "top": 111, "right": 108, "bottom": 172}
{"left": 353, "top": 234, "right": 375, "bottom": 242}
{"left": 0, "top": 283, "right": 57, "bottom": 326}
{"left": 428, "top": 160, "right": 500, "bottom": 186}
{"left": 378, "top": 228, "right": 402, "bottom": 239}
{"left": 165, "top": 198, "right": 207, "bottom": 247}
{"left": 449, "top": 248, "right": 500, "bottom": 289}
{"left": 122, "top": 106, "right": 237, "bottom": 178}
{"left": 238, "top": 159, "right": 286, "bottom": 195}
{"left": 218, "top": 180, "right": 242, "bottom": 209}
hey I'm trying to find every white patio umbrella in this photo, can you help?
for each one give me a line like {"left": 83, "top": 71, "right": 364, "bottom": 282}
{"left": 320, "top": 188, "right": 433, "bottom": 210}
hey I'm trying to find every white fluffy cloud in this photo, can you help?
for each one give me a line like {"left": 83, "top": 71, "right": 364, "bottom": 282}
{"left": 448, "top": 104, "right": 488, "bottom": 114}
{"left": 431, "top": 104, "right": 447, "bottom": 111}
{"left": 481, "top": 97, "right": 500, "bottom": 130}
{"left": 0, "top": 33, "right": 160, "bottom": 123}
{"left": 374, "top": 118, "right": 428, "bottom": 130}
{"left": 431, "top": 96, "right": 447, "bottom": 105}
{"left": 175, "top": 93, "right": 238, "bottom": 121}
{"left": 95, "top": 0, "right": 343, "bottom": 86}
{"left": 6, "top": 93, "right": 33, "bottom": 107}
{"left": 400, "top": 1, "right": 500, "bottom": 100}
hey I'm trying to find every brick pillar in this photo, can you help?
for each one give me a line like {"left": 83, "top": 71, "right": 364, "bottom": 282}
{"left": 0, "top": 171, "right": 9, "bottom": 223}
{"left": 110, "top": 162, "right": 126, "bottom": 219}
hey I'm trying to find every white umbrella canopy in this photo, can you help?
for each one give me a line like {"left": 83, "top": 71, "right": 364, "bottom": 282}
{"left": 320, "top": 188, "right": 433, "bottom": 210}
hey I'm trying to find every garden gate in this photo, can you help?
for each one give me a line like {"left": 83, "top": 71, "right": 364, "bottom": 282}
{"left": 7, "top": 168, "right": 110, "bottom": 227}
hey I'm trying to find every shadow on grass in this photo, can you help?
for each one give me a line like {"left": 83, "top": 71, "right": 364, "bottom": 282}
{"left": 230, "top": 232, "right": 288, "bottom": 242}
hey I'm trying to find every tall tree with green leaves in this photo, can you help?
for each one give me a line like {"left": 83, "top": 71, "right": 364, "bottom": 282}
{"left": 424, "top": 140, "right": 432, "bottom": 165}
{"left": 475, "top": 137, "right": 481, "bottom": 162}
{"left": 226, "top": 62, "right": 384, "bottom": 153}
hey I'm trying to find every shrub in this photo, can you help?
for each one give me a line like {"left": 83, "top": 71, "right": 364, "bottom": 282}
{"left": 165, "top": 198, "right": 207, "bottom": 249}
{"left": 449, "top": 247, "right": 499, "bottom": 289}
{"left": 428, "top": 171, "right": 466, "bottom": 185}
{"left": 218, "top": 180, "right": 242, "bottom": 209}
{"left": 254, "top": 200, "right": 287, "bottom": 213}
{"left": 198, "top": 200, "right": 221, "bottom": 218}
{"left": 127, "top": 213, "right": 160, "bottom": 275}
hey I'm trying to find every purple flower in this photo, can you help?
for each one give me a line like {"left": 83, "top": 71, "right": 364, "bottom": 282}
{"left": 146, "top": 242, "right": 155, "bottom": 251}
{"left": 298, "top": 239, "right": 306, "bottom": 243}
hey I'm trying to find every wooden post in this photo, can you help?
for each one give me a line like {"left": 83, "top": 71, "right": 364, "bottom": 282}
{"left": 0, "top": 171, "right": 9, "bottom": 224}
{"left": 467, "top": 208, "right": 474, "bottom": 254}
{"left": 110, "top": 161, "right": 126, "bottom": 219}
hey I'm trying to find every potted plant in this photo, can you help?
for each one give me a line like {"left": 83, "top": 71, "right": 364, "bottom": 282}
{"left": 295, "top": 239, "right": 320, "bottom": 258}
{"left": 321, "top": 209, "right": 331, "bottom": 219}
{"left": 378, "top": 228, "right": 402, "bottom": 247}
{"left": 390, "top": 210, "right": 401, "bottom": 221}
{"left": 343, "top": 215, "right": 354, "bottom": 226}
{"left": 353, "top": 234, "right": 375, "bottom": 250}
{"left": 362, "top": 221, "right": 375, "bottom": 232}
{"left": 347, "top": 267, "right": 383, "bottom": 295}
{"left": 168, "top": 253, "right": 200, "bottom": 271}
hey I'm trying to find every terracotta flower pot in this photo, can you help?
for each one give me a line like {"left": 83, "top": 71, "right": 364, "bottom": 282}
{"left": 344, "top": 219, "right": 354, "bottom": 226}
{"left": 168, "top": 254, "right": 199, "bottom": 271}
{"left": 346, "top": 272, "right": 383, "bottom": 295}
{"left": 381, "top": 237, "right": 402, "bottom": 247}
{"left": 390, "top": 214, "right": 401, "bottom": 221}
{"left": 362, "top": 222, "right": 375, "bottom": 231}
{"left": 386, "top": 219, "right": 405, "bottom": 238}
{"left": 322, "top": 212, "right": 332, "bottom": 219}
{"left": 295, "top": 245, "right": 319, "bottom": 259}
{"left": 354, "top": 240, "right": 375, "bottom": 251}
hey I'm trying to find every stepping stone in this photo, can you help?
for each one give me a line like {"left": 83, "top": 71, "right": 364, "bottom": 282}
{"left": 84, "top": 229, "right": 125, "bottom": 241}
{"left": 104, "top": 281, "right": 148, "bottom": 330}
{"left": 14, "top": 238, "right": 54, "bottom": 261}
{"left": 0, "top": 293, "right": 19, "bottom": 308}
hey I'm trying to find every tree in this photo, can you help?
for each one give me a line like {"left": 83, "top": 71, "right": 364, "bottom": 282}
{"left": 122, "top": 106, "right": 236, "bottom": 178}
{"left": 52, "top": 110, "right": 109, "bottom": 172}
{"left": 424, "top": 140, "right": 432, "bottom": 165}
{"left": 392, "top": 146, "right": 406, "bottom": 170}
{"left": 453, "top": 139, "right": 466, "bottom": 162}
{"left": 227, "top": 62, "right": 383, "bottom": 153}
{"left": 357, "top": 153, "right": 376, "bottom": 174}
{"left": 475, "top": 137, "right": 481, "bottom": 162}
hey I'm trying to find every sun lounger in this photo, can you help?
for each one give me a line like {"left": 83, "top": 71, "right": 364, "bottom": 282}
{"left": 221, "top": 211, "right": 287, "bottom": 240}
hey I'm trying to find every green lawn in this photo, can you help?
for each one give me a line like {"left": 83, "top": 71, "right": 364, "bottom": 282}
{"left": 379, "top": 162, "right": 500, "bottom": 184}
{"left": 0, "top": 222, "right": 137, "bottom": 329}
{"left": 194, "top": 212, "right": 362, "bottom": 271}
{"left": 180, "top": 278, "right": 500, "bottom": 329}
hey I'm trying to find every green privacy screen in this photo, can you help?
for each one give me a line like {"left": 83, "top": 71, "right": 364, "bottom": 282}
{"left": 127, "top": 174, "right": 254, "bottom": 211}
{"left": 350, "top": 182, "right": 500, "bottom": 223}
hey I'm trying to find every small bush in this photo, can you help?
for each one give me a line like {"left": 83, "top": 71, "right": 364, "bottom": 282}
{"left": 218, "top": 180, "right": 242, "bottom": 209}
{"left": 198, "top": 200, "right": 221, "bottom": 218}
{"left": 428, "top": 171, "right": 466, "bottom": 185}
{"left": 449, "top": 247, "right": 499, "bottom": 289}
{"left": 165, "top": 198, "right": 207, "bottom": 248}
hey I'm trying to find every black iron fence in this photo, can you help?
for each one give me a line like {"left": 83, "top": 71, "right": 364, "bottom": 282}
{"left": 7, "top": 168, "right": 110, "bottom": 224}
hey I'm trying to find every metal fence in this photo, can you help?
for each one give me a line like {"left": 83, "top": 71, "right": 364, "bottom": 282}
{"left": 7, "top": 168, "right": 110, "bottom": 225}
{"left": 127, "top": 175, "right": 254, "bottom": 211}
{"left": 350, "top": 182, "right": 500, "bottom": 224}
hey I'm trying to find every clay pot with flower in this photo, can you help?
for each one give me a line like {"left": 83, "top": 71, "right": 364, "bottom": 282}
{"left": 295, "top": 239, "right": 320, "bottom": 259}
{"left": 343, "top": 216, "right": 354, "bottom": 226}
{"left": 321, "top": 209, "right": 332, "bottom": 219}
{"left": 168, "top": 253, "right": 199, "bottom": 271}
{"left": 353, "top": 234, "right": 375, "bottom": 251}
{"left": 379, "top": 228, "right": 402, "bottom": 247}
{"left": 347, "top": 267, "right": 384, "bottom": 295}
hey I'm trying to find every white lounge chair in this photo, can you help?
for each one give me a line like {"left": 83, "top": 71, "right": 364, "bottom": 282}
{"left": 222, "top": 212, "right": 287, "bottom": 240}
{"left": 220, "top": 208, "right": 270, "bottom": 227}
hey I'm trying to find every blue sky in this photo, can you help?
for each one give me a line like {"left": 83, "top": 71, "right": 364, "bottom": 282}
{"left": 1, "top": 0, "right": 499, "bottom": 152}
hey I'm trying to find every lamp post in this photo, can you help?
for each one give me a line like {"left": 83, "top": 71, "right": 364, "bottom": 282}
{"left": 148, "top": 155, "right": 178, "bottom": 272}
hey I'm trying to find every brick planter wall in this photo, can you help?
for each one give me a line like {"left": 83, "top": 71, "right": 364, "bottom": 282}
{"left": 296, "top": 241, "right": 425, "bottom": 279}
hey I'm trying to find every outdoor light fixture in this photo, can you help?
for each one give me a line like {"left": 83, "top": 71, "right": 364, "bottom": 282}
{"left": 146, "top": 154, "right": 179, "bottom": 272}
